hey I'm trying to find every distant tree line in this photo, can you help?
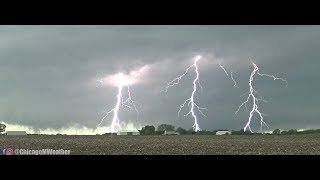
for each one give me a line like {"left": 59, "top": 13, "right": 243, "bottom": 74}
{"left": 231, "top": 129, "right": 256, "bottom": 135}
{"left": 138, "top": 124, "right": 232, "bottom": 135}
{"left": 272, "top": 128, "right": 320, "bottom": 135}
{"left": 3, "top": 122, "right": 320, "bottom": 136}
{"left": 138, "top": 124, "right": 320, "bottom": 136}
{"left": 139, "top": 124, "right": 189, "bottom": 135}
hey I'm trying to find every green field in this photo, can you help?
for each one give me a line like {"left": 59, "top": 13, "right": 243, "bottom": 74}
{"left": 1, "top": 134, "right": 320, "bottom": 155}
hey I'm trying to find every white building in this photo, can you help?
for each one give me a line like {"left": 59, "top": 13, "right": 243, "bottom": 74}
{"left": 5, "top": 131, "right": 27, "bottom": 136}
{"left": 117, "top": 131, "right": 140, "bottom": 136}
{"left": 163, "top": 131, "right": 179, "bottom": 135}
{"left": 215, "top": 131, "right": 231, "bottom": 135}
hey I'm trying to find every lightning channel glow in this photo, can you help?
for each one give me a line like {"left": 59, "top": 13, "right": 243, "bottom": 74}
{"left": 219, "top": 62, "right": 229, "bottom": 76}
{"left": 97, "top": 70, "right": 144, "bottom": 133}
{"left": 163, "top": 55, "right": 206, "bottom": 132}
{"left": 235, "top": 61, "right": 287, "bottom": 133}
{"left": 230, "top": 70, "right": 239, "bottom": 88}
{"left": 219, "top": 62, "right": 239, "bottom": 88}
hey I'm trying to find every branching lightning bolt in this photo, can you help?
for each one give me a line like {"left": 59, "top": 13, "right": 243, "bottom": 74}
{"left": 219, "top": 62, "right": 239, "bottom": 88}
{"left": 235, "top": 61, "right": 287, "bottom": 133}
{"left": 163, "top": 55, "right": 206, "bottom": 132}
{"left": 98, "top": 80, "right": 138, "bottom": 133}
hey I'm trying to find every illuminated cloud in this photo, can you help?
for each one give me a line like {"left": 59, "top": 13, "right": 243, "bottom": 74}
{"left": 100, "top": 65, "right": 150, "bottom": 88}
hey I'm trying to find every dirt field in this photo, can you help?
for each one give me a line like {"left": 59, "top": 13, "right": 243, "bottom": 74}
{"left": 1, "top": 134, "right": 320, "bottom": 155}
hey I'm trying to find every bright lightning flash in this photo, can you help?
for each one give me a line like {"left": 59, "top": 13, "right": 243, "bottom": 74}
{"left": 235, "top": 61, "right": 287, "bottom": 133}
{"left": 219, "top": 62, "right": 239, "bottom": 88}
{"left": 163, "top": 55, "right": 206, "bottom": 132}
{"left": 98, "top": 73, "right": 138, "bottom": 132}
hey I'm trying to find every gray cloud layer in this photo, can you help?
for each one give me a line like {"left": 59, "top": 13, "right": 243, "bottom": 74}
{"left": 0, "top": 25, "right": 319, "bottom": 132}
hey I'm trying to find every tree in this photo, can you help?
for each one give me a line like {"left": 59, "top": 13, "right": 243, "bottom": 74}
{"left": 138, "top": 128, "right": 144, "bottom": 135}
{"left": 273, "top": 129, "right": 281, "bottom": 135}
{"left": 231, "top": 129, "right": 252, "bottom": 135}
{"left": 0, "top": 123, "right": 6, "bottom": 133}
{"left": 287, "top": 129, "right": 298, "bottom": 135}
{"left": 103, "top": 133, "right": 117, "bottom": 136}
{"left": 176, "top": 127, "right": 187, "bottom": 135}
{"left": 157, "top": 124, "right": 175, "bottom": 131}
{"left": 196, "top": 130, "right": 214, "bottom": 135}
{"left": 139, "top": 125, "right": 155, "bottom": 135}
{"left": 145, "top": 126, "right": 155, "bottom": 135}
{"left": 186, "top": 128, "right": 196, "bottom": 134}
{"left": 301, "top": 129, "right": 320, "bottom": 134}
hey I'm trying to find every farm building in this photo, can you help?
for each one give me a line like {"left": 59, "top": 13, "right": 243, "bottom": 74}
{"left": 117, "top": 131, "right": 140, "bottom": 136}
{"left": 5, "top": 131, "right": 27, "bottom": 136}
{"left": 215, "top": 131, "right": 231, "bottom": 135}
{"left": 163, "top": 131, "right": 179, "bottom": 135}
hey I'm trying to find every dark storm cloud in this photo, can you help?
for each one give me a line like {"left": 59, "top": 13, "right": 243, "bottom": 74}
{"left": 0, "top": 25, "right": 319, "bottom": 132}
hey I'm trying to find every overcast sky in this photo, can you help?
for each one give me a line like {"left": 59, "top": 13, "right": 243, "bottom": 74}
{"left": 0, "top": 25, "right": 319, "bottom": 134}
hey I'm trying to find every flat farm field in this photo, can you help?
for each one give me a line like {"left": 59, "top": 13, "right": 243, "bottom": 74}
{"left": 1, "top": 134, "right": 320, "bottom": 155}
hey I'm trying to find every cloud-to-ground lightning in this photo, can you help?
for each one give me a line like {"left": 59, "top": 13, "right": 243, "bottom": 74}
{"left": 219, "top": 62, "right": 239, "bottom": 88}
{"left": 162, "top": 55, "right": 206, "bottom": 132}
{"left": 235, "top": 61, "right": 287, "bottom": 133}
{"left": 97, "top": 66, "right": 149, "bottom": 133}
{"left": 98, "top": 73, "right": 138, "bottom": 132}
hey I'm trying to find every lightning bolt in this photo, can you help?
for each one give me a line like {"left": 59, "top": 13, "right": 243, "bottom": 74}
{"left": 219, "top": 62, "right": 239, "bottom": 88}
{"left": 163, "top": 55, "right": 206, "bottom": 132}
{"left": 98, "top": 83, "right": 138, "bottom": 133}
{"left": 230, "top": 71, "right": 238, "bottom": 88}
{"left": 219, "top": 62, "right": 229, "bottom": 76}
{"left": 235, "top": 61, "right": 287, "bottom": 133}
